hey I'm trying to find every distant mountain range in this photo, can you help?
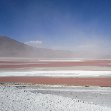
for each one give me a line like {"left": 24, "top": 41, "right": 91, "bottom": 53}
{"left": 0, "top": 35, "right": 111, "bottom": 59}
{"left": 0, "top": 36, "right": 75, "bottom": 58}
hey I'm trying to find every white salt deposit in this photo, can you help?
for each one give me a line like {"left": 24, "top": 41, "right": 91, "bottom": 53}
{"left": 0, "top": 70, "right": 111, "bottom": 77}
{"left": 0, "top": 86, "right": 111, "bottom": 111}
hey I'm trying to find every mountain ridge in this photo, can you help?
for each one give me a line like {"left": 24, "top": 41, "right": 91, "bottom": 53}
{"left": 0, "top": 35, "right": 75, "bottom": 58}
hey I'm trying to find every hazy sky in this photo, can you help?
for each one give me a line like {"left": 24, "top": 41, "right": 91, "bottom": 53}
{"left": 0, "top": 0, "right": 111, "bottom": 55}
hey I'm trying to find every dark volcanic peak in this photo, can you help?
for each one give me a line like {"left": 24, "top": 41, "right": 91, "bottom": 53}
{"left": 0, "top": 35, "right": 74, "bottom": 58}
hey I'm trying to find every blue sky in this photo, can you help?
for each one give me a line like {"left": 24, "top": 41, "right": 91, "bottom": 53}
{"left": 0, "top": 0, "right": 111, "bottom": 55}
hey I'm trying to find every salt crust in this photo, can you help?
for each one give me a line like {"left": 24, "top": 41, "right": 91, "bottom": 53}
{"left": 0, "top": 86, "right": 111, "bottom": 111}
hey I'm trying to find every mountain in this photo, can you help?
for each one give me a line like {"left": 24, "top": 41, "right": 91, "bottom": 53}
{"left": 0, "top": 36, "right": 75, "bottom": 58}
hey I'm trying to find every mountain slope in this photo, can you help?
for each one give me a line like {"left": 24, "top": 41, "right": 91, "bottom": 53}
{"left": 0, "top": 36, "right": 74, "bottom": 58}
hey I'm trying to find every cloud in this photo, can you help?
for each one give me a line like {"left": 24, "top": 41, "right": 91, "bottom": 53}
{"left": 25, "top": 40, "right": 43, "bottom": 48}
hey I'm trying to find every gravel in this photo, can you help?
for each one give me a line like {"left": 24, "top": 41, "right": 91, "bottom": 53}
{"left": 0, "top": 86, "right": 111, "bottom": 111}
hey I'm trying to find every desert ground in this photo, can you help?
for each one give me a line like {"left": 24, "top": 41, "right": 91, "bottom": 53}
{"left": 0, "top": 85, "right": 111, "bottom": 111}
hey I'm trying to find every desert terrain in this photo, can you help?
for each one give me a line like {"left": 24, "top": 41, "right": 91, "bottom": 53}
{"left": 0, "top": 85, "right": 111, "bottom": 111}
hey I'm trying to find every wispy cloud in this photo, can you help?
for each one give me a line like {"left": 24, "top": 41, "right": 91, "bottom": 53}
{"left": 25, "top": 40, "right": 43, "bottom": 48}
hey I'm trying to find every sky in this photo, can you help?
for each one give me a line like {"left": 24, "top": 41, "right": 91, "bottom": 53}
{"left": 0, "top": 0, "right": 111, "bottom": 56}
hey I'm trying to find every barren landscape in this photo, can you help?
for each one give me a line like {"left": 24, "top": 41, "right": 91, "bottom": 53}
{"left": 1, "top": 0, "right": 111, "bottom": 110}
{"left": 0, "top": 85, "right": 111, "bottom": 111}
{"left": 0, "top": 58, "right": 111, "bottom": 111}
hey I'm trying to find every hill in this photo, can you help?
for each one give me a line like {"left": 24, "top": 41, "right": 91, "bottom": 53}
{"left": 0, "top": 36, "right": 74, "bottom": 58}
